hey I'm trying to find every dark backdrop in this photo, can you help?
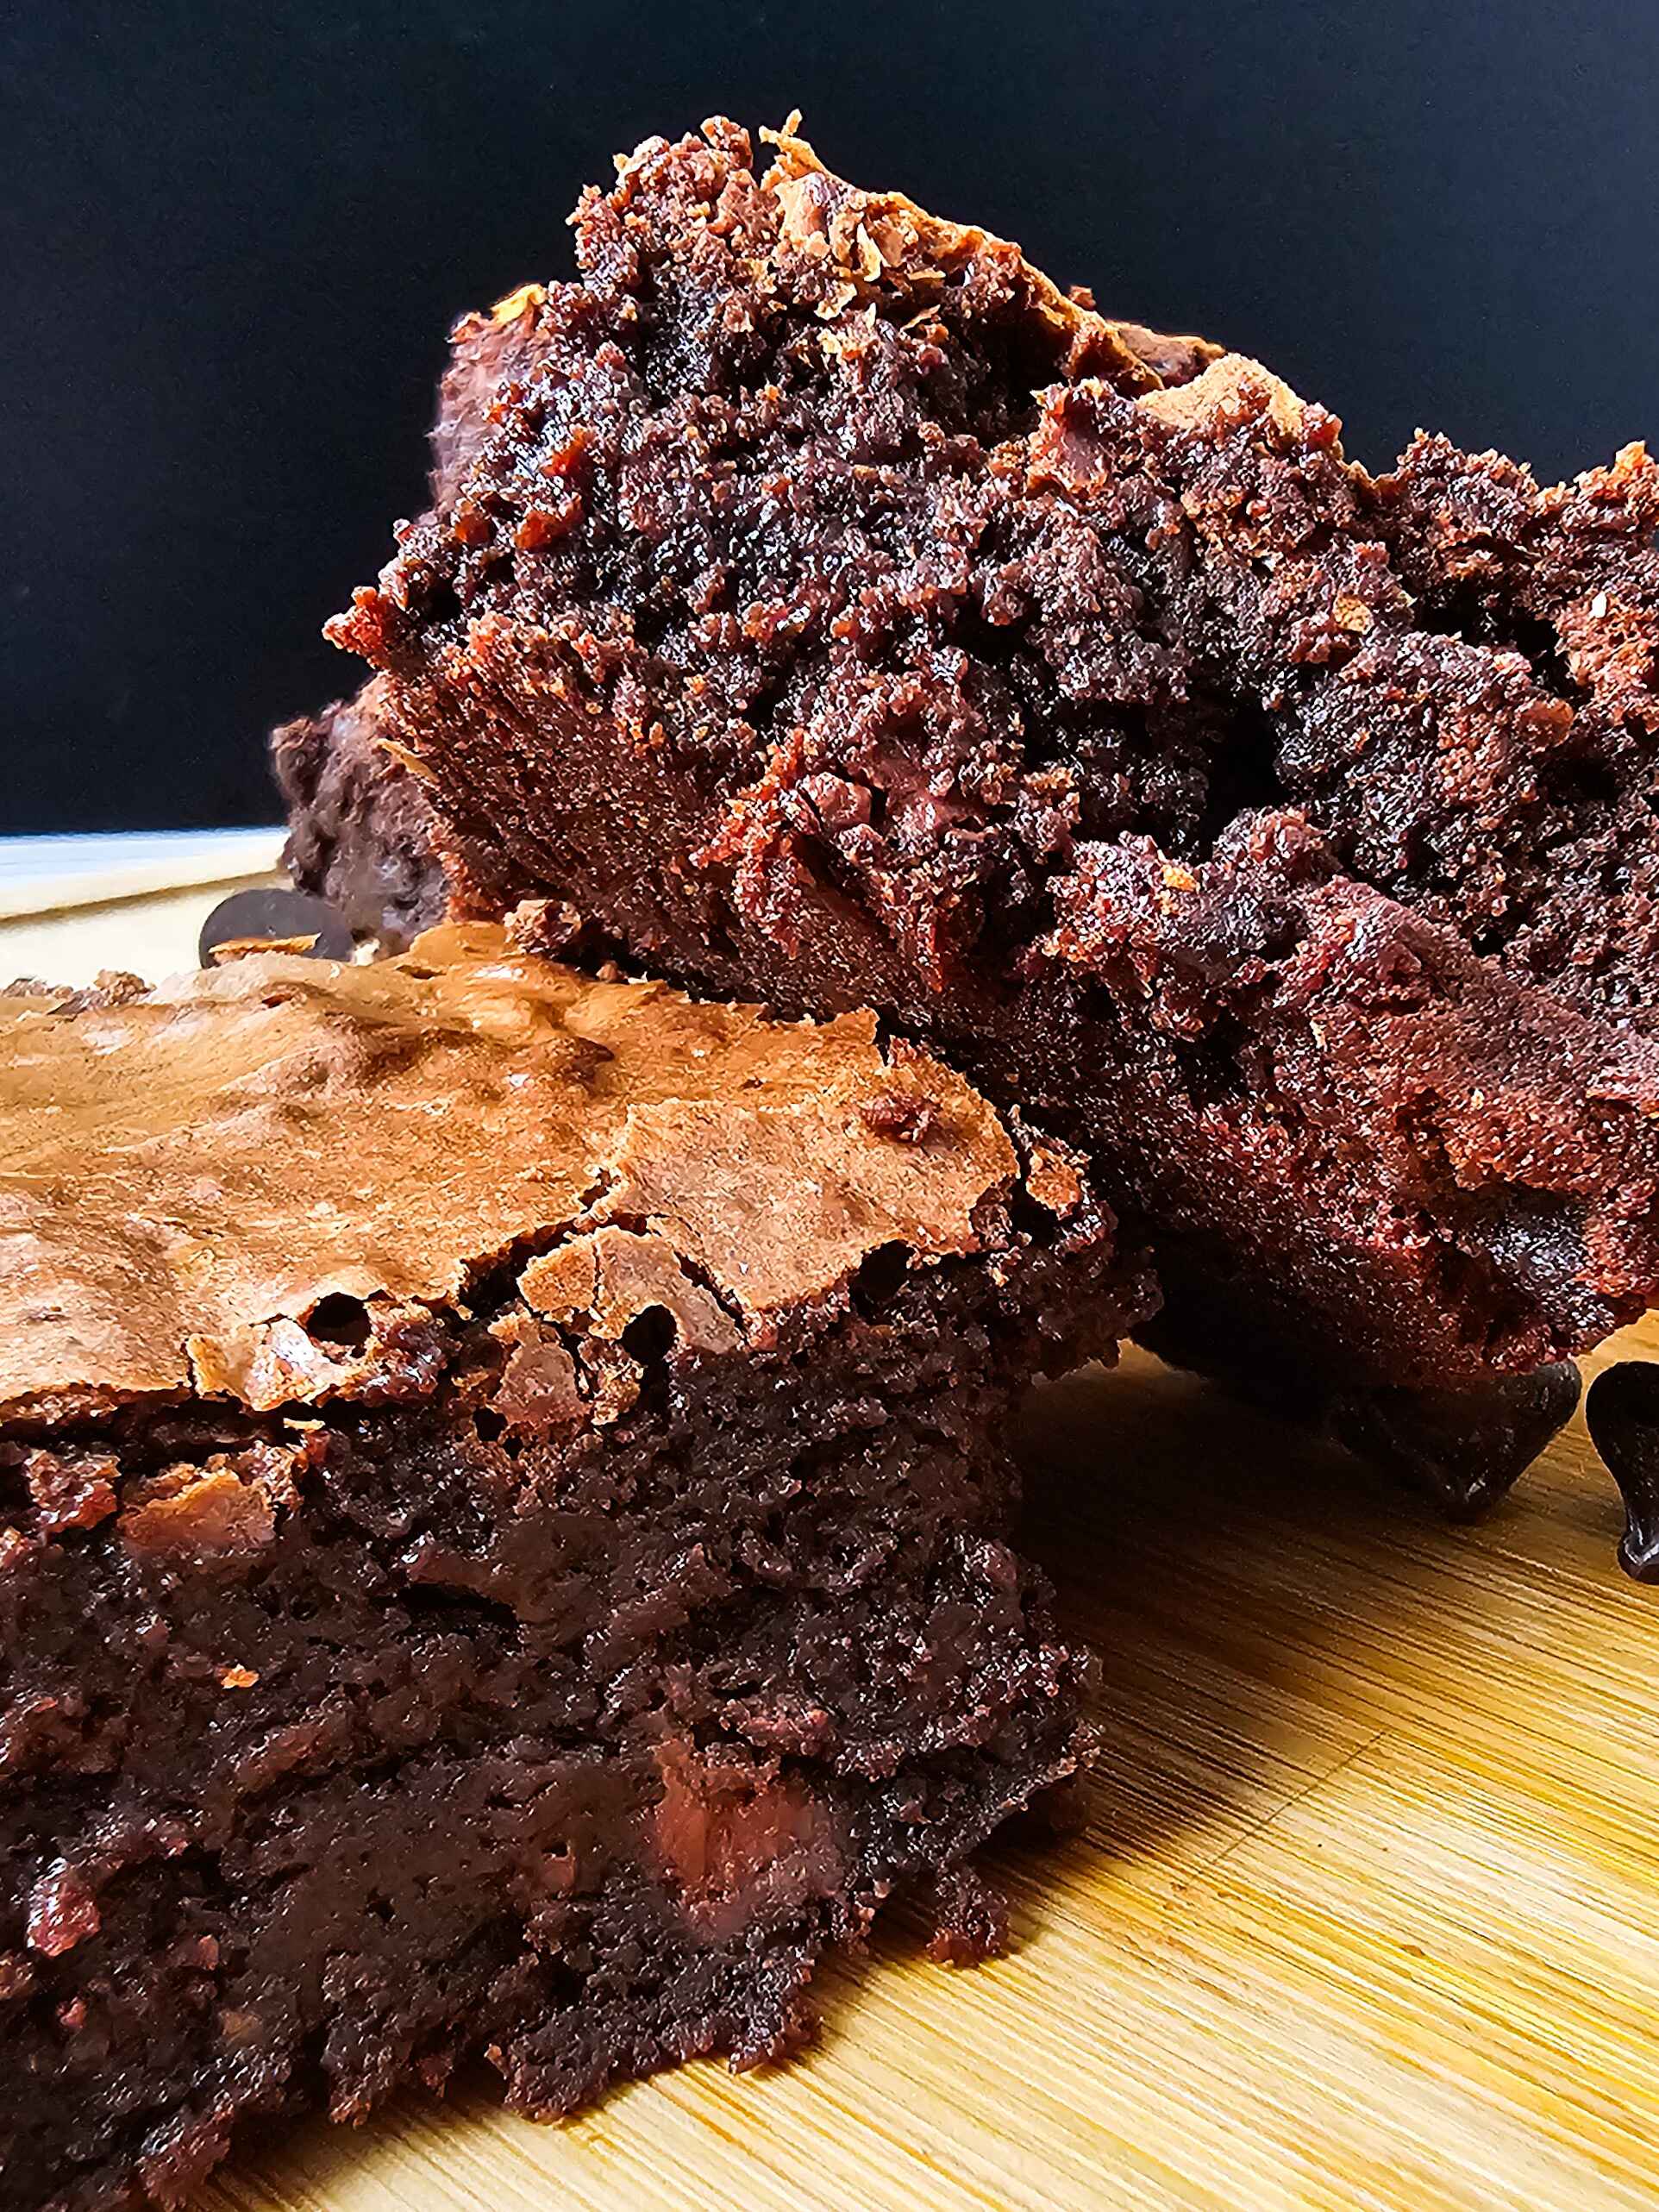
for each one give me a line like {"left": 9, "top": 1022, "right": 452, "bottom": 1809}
{"left": 6, "top": 0, "right": 1659, "bottom": 830}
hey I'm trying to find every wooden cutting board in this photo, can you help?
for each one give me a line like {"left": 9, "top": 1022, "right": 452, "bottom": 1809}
{"left": 9, "top": 880, "right": 1659, "bottom": 2212}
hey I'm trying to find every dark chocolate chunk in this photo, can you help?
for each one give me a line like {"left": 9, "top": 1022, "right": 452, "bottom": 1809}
{"left": 197, "top": 885, "right": 354, "bottom": 966}
{"left": 1585, "top": 1362, "right": 1659, "bottom": 1580}
{"left": 1329, "top": 1363, "right": 1583, "bottom": 1522}
{"left": 1141, "top": 1268, "right": 1580, "bottom": 1517}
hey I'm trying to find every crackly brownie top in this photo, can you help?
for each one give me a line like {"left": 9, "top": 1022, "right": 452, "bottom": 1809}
{"left": 0, "top": 922, "right": 1084, "bottom": 1420}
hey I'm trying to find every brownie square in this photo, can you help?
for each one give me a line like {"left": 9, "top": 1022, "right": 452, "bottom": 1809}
{"left": 0, "top": 924, "right": 1150, "bottom": 2210}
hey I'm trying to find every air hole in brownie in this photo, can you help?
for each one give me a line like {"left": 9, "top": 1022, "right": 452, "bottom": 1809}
{"left": 305, "top": 1294, "right": 372, "bottom": 1350}
{"left": 473, "top": 1407, "right": 507, "bottom": 1444}
{"left": 1543, "top": 750, "right": 1621, "bottom": 814}
{"left": 465, "top": 1258, "right": 523, "bottom": 1313}
{"left": 1414, "top": 593, "right": 1578, "bottom": 698}
{"left": 1002, "top": 1182, "right": 1061, "bottom": 1249}
{"left": 621, "top": 1304, "right": 679, "bottom": 1365}
{"left": 851, "top": 1240, "right": 911, "bottom": 1316}
{"left": 399, "top": 1583, "right": 521, "bottom": 1635}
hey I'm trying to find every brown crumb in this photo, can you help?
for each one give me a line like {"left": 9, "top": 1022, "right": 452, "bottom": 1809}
{"left": 28, "top": 1864, "right": 101, "bottom": 1958}
{"left": 922, "top": 1861, "right": 1011, "bottom": 1966}
{"left": 858, "top": 1088, "right": 942, "bottom": 1144}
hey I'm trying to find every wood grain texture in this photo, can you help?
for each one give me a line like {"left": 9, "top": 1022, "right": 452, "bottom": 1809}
{"left": 10, "top": 890, "right": 1659, "bottom": 2212}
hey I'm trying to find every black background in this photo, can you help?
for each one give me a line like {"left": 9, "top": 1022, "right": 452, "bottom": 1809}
{"left": 6, "top": 0, "right": 1659, "bottom": 831}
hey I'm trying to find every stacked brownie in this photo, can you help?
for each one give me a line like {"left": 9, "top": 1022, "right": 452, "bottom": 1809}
{"left": 0, "top": 924, "right": 1149, "bottom": 2207}
{"left": 313, "top": 119, "right": 1659, "bottom": 1520}
{"left": 28, "top": 105, "right": 1659, "bottom": 2212}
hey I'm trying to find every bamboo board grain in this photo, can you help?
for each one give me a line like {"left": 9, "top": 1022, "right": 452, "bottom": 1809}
{"left": 9, "top": 885, "right": 1659, "bottom": 2212}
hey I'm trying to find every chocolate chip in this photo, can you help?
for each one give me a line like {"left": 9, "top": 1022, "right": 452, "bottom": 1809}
{"left": 1584, "top": 1362, "right": 1659, "bottom": 1581}
{"left": 1329, "top": 1361, "right": 1581, "bottom": 1521}
{"left": 198, "top": 888, "right": 354, "bottom": 968}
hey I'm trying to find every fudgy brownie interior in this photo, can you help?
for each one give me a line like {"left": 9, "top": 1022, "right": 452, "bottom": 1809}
{"left": 326, "top": 121, "right": 1659, "bottom": 1434}
{"left": 0, "top": 926, "right": 1147, "bottom": 2211}
{"left": 1367, "top": 427, "right": 1659, "bottom": 1029}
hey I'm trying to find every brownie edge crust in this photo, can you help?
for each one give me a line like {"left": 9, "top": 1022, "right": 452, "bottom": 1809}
{"left": 0, "top": 923, "right": 1150, "bottom": 2212}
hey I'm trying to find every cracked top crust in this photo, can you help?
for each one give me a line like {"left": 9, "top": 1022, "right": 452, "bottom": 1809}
{"left": 753, "top": 117, "right": 1219, "bottom": 389}
{"left": 0, "top": 922, "right": 1062, "bottom": 1421}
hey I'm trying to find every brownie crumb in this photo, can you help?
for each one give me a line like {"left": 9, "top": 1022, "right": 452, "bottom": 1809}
{"left": 922, "top": 1862, "right": 1012, "bottom": 1967}
{"left": 506, "top": 895, "right": 588, "bottom": 958}
{"left": 859, "top": 1088, "right": 942, "bottom": 1144}
{"left": 271, "top": 680, "right": 448, "bottom": 949}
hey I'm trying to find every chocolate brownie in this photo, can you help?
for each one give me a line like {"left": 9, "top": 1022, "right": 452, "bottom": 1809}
{"left": 326, "top": 121, "right": 1659, "bottom": 1437}
{"left": 0, "top": 924, "right": 1148, "bottom": 2211}
{"left": 272, "top": 678, "right": 447, "bottom": 949}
